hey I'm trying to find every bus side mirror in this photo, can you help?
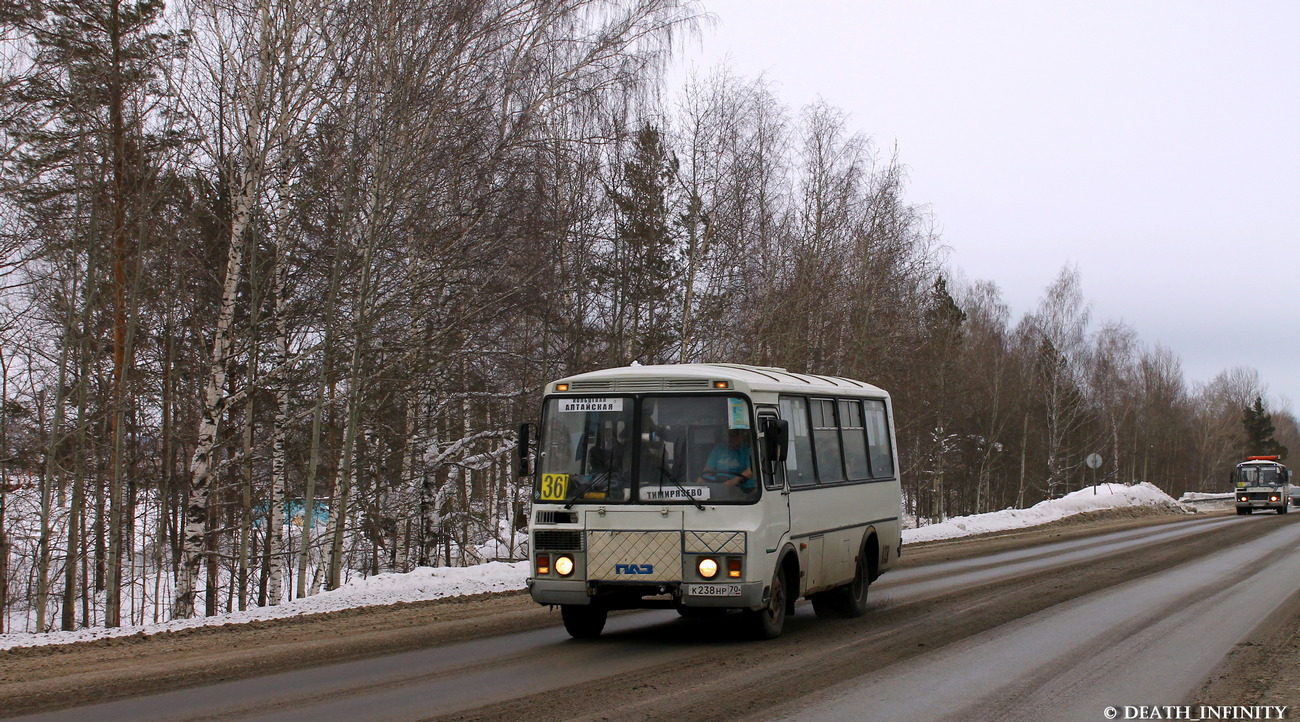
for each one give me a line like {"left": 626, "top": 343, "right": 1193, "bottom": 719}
{"left": 517, "top": 422, "right": 535, "bottom": 477}
{"left": 763, "top": 417, "right": 788, "bottom": 472}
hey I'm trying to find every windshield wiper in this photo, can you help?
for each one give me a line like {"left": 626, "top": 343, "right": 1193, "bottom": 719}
{"left": 656, "top": 461, "right": 704, "bottom": 511}
{"left": 564, "top": 471, "right": 611, "bottom": 509}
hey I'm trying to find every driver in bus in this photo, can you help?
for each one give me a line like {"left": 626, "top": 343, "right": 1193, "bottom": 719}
{"left": 697, "top": 427, "right": 756, "bottom": 492}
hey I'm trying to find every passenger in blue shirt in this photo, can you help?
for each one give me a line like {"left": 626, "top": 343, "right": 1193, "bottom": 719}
{"left": 698, "top": 428, "right": 755, "bottom": 492}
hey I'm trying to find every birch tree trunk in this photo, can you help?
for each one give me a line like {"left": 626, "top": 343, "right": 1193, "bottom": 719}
{"left": 325, "top": 171, "right": 384, "bottom": 590}
{"left": 175, "top": 0, "right": 342, "bottom": 618}
{"left": 267, "top": 220, "right": 291, "bottom": 606}
{"left": 175, "top": 158, "right": 258, "bottom": 619}
{"left": 38, "top": 317, "right": 75, "bottom": 631}
{"left": 0, "top": 347, "right": 11, "bottom": 633}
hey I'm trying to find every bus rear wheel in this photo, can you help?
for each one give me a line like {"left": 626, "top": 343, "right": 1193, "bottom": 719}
{"left": 746, "top": 564, "right": 787, "bottom": 640}
{"left": 811, "top": 552, "right": 871, "bottom": 619}
{"left": 561, "top": 604, "right": 607, "bottom": 639}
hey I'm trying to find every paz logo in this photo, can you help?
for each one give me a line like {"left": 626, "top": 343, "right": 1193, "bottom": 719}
{"left": 615, "top": 563, "right": 654, "bottom": 575}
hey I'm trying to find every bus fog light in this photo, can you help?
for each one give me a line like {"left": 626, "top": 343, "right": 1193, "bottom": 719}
{"left": 555, "top": 555, "right": 575, "bottom": 577}
{"left": 698, "top": 558, "right": 718, "bottom": 579}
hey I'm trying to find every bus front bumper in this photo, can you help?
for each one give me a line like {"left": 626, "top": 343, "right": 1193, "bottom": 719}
{"left": 528, "top": 578, "right": 766, "bottom": 609}
{"left": 528, "top": 578, "right": 591, "bottom": 605}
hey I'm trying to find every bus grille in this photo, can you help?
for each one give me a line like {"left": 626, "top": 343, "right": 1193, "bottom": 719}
{"left": 534, "top": 530, "right": 584, "bottom": 551}
{"left": 684, "top": 530, "right": 746, "bottom": 554}
{"left": 587, "top": 531, "right": 681, "bottom": 582}
{"left": 534, "top": 510, "right": 577, "bottom": 525}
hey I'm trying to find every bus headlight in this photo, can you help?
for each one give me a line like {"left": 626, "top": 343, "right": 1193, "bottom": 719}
{"left": 698, "top": 557, "right": 719, "bottom": 579}
{"left": 555, "top": 555, "right": 575, "bottom": 577}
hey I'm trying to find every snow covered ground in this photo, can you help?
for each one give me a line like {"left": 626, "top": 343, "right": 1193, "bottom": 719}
{"left": 901, "top": 481, "right": 1196, "bottom": 543}
{"left": 0, "top": 482, "right": 1196, "bottom": 651}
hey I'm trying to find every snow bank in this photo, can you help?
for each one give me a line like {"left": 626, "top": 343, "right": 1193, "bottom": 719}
{"left": 902, "top": 482, "right": 1191, "bottom": 544}
{"left": 1178, "top": 491, "right": 1235, "bottom": 502}
{"left": 0, "top": 561, "right": 529, "bottom": 651}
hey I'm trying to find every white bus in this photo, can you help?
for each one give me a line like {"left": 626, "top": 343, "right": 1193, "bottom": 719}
{"left": 518, "top": 364, "right": 902, "bottom": 639}
{"left": 1233, "top": 455, "right": 1291, "bottom": 515}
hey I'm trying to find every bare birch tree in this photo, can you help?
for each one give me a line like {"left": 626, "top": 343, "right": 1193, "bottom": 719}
{"left": 174, "top": 0, "right": 344, "bottom": 618}
{"left": 1087, "top": 320, "right": 1138, "bottom": 484}
{"left": 1019, "top": 265, "right": 1093, "bottom": 498}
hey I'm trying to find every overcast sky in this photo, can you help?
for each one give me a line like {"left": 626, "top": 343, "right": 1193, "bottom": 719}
{"left": 669, "top": 0, "right": 1300, "bottom": 412}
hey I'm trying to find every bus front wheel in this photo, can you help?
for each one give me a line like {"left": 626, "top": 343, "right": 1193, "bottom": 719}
{"left": 746, "top": 564, "right": 787, "bottom": 640}
{"left": 561, "top": 604, "right": 607, "bottom": 639}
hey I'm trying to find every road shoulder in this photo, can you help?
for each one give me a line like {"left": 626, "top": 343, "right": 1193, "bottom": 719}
{"left": 1193, "top": 579, "right": 1300, "bottom": 708}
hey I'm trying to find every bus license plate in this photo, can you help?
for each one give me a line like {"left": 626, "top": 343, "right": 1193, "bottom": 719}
{"left": 686, "top": 584, "right": 742, "bottom": 597}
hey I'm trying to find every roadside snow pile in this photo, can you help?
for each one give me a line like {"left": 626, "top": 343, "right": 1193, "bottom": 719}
{"left": 325, "top": 561, "right": 529, "bottom": 607}
{"left": 902, "top": 482, "right": 1192, "bottom": 544}
{"left": 0, "top": 561, "right": 528, "bottom": 651}
{"left": 1179, "top": 491, "right": 1235, "bottom": 502}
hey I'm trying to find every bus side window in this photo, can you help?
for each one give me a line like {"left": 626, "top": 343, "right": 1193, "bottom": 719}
{"left": 839, "top": 399, "right": 870, "bottom": 480}
{"left": 812, "top": 398, "right": 846, "bottom": 483}
{"left": 864, "top": 399, "right": 895, "bottom": 479}
{"left": 779, "top": 396, "right": 817, "bottom": 487}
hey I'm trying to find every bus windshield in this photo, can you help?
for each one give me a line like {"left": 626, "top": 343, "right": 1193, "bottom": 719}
{"left": 1238, "top": 465, "right": 1283, "bottom": 485}
{"left": 535, "top": 394, "right": 758, "bottom": 504}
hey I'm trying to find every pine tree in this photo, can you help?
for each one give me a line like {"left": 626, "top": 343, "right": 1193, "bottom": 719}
{"left": 1242, "top": 396, "right": 1288, "bottom": 459}
{"left": 10, "top": 0, "right": 185, "bottom": 628}
{"left": 914, "top": 275, "right": 966, "bottom": 519}
{"left": 601, "top": 122, "right": 681, "bottom": 365}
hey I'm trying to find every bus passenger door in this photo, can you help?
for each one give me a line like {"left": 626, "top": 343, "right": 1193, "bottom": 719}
{"left": 757, "top": 408, "right": 791, "bottom": 537}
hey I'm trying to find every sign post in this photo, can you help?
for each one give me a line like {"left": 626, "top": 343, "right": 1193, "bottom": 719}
{"left": 1085, "top": 453, "right": 1103, "bottom": 494}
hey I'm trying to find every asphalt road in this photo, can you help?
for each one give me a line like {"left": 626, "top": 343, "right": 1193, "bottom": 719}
{"left": 11, "top": 512, "right": 1299, "bottom": 722}
{"left": 782, "top": 515, "right": 1300, "bottom": 721}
